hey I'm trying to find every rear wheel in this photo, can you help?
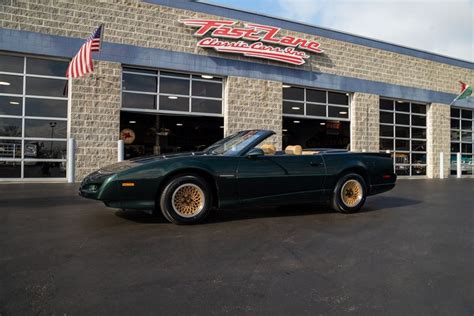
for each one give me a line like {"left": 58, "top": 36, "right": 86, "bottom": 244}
{"left": 331, "top": 173, "right": 367, "bottom": 213}
{"left": 159, "top": 175, "right": 212, "bottom": 224}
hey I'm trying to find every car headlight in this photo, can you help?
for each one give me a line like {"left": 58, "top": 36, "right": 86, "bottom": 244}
{"left": 84, "top": 184, "right": 100, "bottom": 193}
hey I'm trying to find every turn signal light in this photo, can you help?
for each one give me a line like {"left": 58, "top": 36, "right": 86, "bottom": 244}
{"left": 383, "top": 175, "right": 391, "bottom": 180}
{"left": 122, "top": 182, "right": 135, "bottom": 187}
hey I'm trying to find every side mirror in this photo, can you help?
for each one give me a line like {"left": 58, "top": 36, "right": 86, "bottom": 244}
{"left": 247, "top": 148, "right": 264, "bottom": 159}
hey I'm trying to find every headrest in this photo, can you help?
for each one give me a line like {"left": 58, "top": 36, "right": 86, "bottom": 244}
{"left": 285, "top": 145, "right": 303, "bottom": 155}
{"left": 261, "top": 143, "right": 276, "bottom": 155}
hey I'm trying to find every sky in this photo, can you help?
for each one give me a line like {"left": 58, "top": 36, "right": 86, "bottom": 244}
{"left": 202, "top": 0, "right": 474, "bottom": 62}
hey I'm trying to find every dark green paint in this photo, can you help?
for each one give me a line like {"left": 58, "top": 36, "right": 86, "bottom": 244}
{"left": 79, "top": 130, "right": 396, "bottom": 210}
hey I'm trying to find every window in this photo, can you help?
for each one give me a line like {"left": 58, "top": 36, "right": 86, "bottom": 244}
{"left": 120, "top": 112, "right": 223, "bottom": 159}
{"left": 0, "top": 54, "right": 68, "bottom": 179}
{"left": 450, "top": 107, "right": 473, "bottom": 175}
{"left": 283, "top": 118, "right": 350, "bottom": 149}
{"left": 379, "top": 98, "right": 427, "bottom": 176}
{"left": 282, "top": 85, "right": 350, "bottom": 150}
{"left": 120, "top": 68, "right": 224, "bottom": 158}
{"left": 121, "top": 68, "right": 223, "bottom": 116}
{"left": 283, "top": 85, "right": 350, "bottom": 120}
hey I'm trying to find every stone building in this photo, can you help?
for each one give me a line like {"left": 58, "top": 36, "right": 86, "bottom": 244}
{"left": 0, "top": 0, "right": 472, "bottom": 181}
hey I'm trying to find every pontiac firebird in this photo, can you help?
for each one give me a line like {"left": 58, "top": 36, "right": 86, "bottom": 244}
{"left": 79, "top": 130, "right": 396, "bottom": 224}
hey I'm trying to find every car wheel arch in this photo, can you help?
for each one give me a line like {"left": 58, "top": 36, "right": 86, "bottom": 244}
{"left": 156, "top": 168, "right": 219, "bottom": 209}
{"left": 337, "top": 166, "right": 370, "bottom": 189}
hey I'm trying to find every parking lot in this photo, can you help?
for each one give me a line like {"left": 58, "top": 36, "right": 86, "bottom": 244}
{"left": 0, "top": 179, "right": 473, "bottom": 315}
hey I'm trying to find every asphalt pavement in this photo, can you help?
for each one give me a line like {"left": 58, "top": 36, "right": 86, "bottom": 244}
{"left": 0, "top": 179, "right": 473, "bottom": 315}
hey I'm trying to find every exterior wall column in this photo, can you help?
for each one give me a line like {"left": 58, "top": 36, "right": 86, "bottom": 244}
{"left": 224, "top": 76, "right": 282, "bottom": 149}
{"left": 427, "top": 103, "right": 450, "bottom": 178}
{"left": 350, "top": 92, "right": 379, "bottom": 152}
{"left": 70, "top": 61, "right": 122, "bottom": 181}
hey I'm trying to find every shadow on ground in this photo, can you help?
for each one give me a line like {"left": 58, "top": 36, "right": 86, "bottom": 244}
{"left": 115, "top": 196, "right": 421, "bottom": 224}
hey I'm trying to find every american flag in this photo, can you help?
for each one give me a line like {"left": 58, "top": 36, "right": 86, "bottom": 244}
{"left": 66, "top": 24, "right": 104, "bottom": 79}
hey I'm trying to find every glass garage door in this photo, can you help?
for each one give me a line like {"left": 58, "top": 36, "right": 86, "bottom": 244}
{"left": 282, "top": 85, "right": 351, "bottom": 149}
{"left": 120, "top": 67, "right": 224, "bottom": 159}
{"left": 0, "top": 53, "right": 69, "bottom": 180}
{"left": 450, "top": 107, "right": 473, "bottom": 175}
{"left": 379, "top": 98, "right": 427, "bottom": 176}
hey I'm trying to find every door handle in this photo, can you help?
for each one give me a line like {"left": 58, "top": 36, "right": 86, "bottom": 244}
{"left": 309, "top": 161, "right": 323, "bottom": 166}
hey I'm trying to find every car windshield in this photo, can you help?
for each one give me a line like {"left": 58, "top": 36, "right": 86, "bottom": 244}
{"left": 204, "top": 130, "right": 267, "bottom": 156}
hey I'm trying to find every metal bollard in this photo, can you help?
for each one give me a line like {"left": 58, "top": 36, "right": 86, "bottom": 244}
{"left": 118, "top": 140, "right": 124, "bottom": 162}
{"left": 457, "top": 152, "right": 462, "bottom": 178}
{"left": 67, "top": 138, "right": 75, "bottom": 183}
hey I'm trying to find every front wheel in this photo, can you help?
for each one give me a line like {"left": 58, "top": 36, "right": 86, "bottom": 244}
{"left": 331, "top": 173, "right": 367, "bottom": 213}
{"left": 159, "top": 175, "right": 212, "bottom": 224}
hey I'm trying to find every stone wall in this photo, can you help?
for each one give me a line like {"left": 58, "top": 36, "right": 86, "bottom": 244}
{"left": 350, "top": 93, "right": 379, "bottom": 152}
{"left": 1, "top": 0, "right": 471, "bottom": 181}
{"left": 70, "top": 60, "right": 121, "bottom": 181}
{"left": 426, "top": 103, "right": 450, "bottom": 178}
{"left": 225, "top": 77, "right": 282, "bottom": 149}
{"left": 1, "top": 0, "right": 472, "bottom": 95}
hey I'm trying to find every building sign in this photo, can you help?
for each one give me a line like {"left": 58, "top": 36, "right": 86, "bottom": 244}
{"left": 180, "top": 19, "right": 323, "bottom": 65}
{"left": 120, "top": 128, "right": 136, "bottom": 144}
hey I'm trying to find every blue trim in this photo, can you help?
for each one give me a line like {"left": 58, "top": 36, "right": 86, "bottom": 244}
{"left": 1, "top": 28, "right": 472, "bottom": 109}
{"left": 144, "top": 0, "right": 473, "bottom": 69}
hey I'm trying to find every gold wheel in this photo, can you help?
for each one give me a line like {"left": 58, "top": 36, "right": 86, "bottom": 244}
{"left": 171, "top": 183, "right": 205, "bottom": 218}
{"left": 340, "top": 179, "right": 363, "bottom": 208}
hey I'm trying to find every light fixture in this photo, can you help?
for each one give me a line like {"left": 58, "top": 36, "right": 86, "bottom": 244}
{"left": 291, "top": 106, "right": 300, "bottom": 110}
{"left": 168, "top": 96, "right": 178, "bottom": 99}
{"left": 293, "top": 120, "right": 300, "bottom": 124}
{"left": 282, "top": 129, "right": 288, "bottom": 132}
{"left": 201, "top": 75, "right": 214, "bottom": 79}
{"left": 219, "top": 126, "right": 224, "bottom": 129}
{"left": 345, "top": 93, "right": 350, "bottom": 96}
{"left": 320, "top": 122, "right": 326, "bottom": 125}
{"left": 282, "top": 84, "right": 291, "bottom": 88}
{"left": 129, "top": 120, "right": 136, "bottom": 124}
{"left": 339, "top": 111, "right": 347, "bottom": 115}
{"left": 0, "top": 81, "right": 10, "bottom": 86}
{"left": 176, "top": 123, "right": 183, "bottom": 126}
{"left": 9, "top": 101, "right": 19, "bottom": 105}
{"left": 396, "top": 100, "right": 403, "bottom": 103}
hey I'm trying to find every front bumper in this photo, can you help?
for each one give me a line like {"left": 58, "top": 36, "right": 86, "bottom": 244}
{"left": 79, "top": 170, "right": 115, "bottom": 200}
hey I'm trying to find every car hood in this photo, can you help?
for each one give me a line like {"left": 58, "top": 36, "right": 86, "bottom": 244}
{"left": 98, "top": 152, "right": 205, "bottom": 173}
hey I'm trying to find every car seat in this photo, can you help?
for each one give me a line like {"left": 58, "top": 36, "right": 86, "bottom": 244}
{"left": 260, "top": 143, "right": 276, "bottom": 155}
{"left": 284, "top": 145, "right": 303, "bottom": 155}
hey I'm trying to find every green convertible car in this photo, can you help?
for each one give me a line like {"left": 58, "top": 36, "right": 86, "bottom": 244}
{"left": 80, "top": 130, "right": 396, "bottom": 224}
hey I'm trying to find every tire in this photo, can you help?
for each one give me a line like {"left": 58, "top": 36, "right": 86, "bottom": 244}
{"left": 331, "top": 173, "right": 367, "bottom": 213}
{"left": 159, "top": 175, "right": 212, "bottom": 224}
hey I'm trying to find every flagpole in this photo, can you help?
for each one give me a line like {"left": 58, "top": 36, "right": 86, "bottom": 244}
{"left": 449, "top": 96, "right": 459, "bottom": 106}
{"left": 92, "top": 24, "right": 104, "bottom": 103}
{"left": 96, "top": 24, "right": 105, "bottom": 81}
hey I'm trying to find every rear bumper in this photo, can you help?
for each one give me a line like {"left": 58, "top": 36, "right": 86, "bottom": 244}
{"left": 369, "top": 173, "right": 396, "bottom": 195}
{"left": 370, "top": 182, "right": 396, "bottom": 196}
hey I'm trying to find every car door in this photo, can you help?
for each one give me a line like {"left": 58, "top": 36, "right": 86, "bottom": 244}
{"left": 236, "top": 155, "right": 289, "bottom": 205}
{"left": 236, "top": 154, "right": 326, "bottom": 206}
{"left": 270, "top": 154, "right": 326, "bottom": 195}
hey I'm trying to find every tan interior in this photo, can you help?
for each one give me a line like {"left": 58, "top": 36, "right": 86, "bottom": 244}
{"left": 302, "top": 150, "right": 320, "bottom": 155}
{"left": 259, "top": 144, "right": 319, "bottom": 156}
{"left": 260, "top": 143, "right": 276, "bottom": 155}
{"left": 285, "top": 145, "right": 303, "bottom": 155}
